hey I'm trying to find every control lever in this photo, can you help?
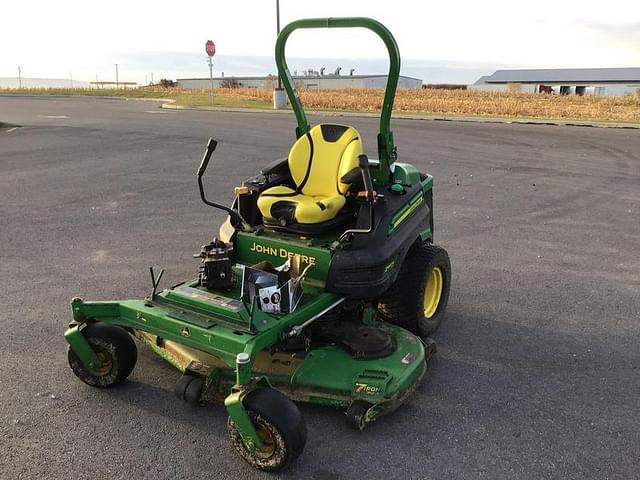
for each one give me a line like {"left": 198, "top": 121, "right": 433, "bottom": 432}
{"left": 196, "top": 138, "right": 251, "bottom": 231}
{"left": 197, "top": 138, "right": 218, "bottom": 177}
{"left": 358, "top": 154, "right": 375, "bottom": 202}
{"left": 336, "top": 154, "right": 376, "bottom": 244}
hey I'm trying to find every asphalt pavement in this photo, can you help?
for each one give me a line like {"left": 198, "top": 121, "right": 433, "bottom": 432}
{"left": 1, "top": 96, "right": 638, "bottom": 480}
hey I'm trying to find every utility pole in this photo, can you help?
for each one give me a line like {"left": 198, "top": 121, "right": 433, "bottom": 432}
{"left": 145, "top": 74, "right": 148, "bottom": 86}
{"left": 115, "top": 63, "right": 119, "bottom": 88}
{"left": 276, "top": 0, "right": 281, "bottom": 89}
{"left": 151, "top": 72, "right": 154, "bottom": 85}
{"left": 18, "top": 66, "right": 22, "bottom": 89}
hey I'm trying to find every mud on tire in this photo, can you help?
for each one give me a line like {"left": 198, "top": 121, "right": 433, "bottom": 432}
{"left": 227, "top": 388, "right": 306, "bottom": 471}
{"left": 67, "top": 322, "right": 137, "bottom": 387}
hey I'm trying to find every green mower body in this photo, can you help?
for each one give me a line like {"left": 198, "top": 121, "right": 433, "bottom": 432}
{"left": 65, "top": 17, "right": 451, "bottom": 472}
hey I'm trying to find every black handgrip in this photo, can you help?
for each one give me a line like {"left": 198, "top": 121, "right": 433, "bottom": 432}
{"left": 197, "top": 138, "right": 218, "bottom": 177}
{"left": 358, "top": 154, "right": 374, "bottom": 201}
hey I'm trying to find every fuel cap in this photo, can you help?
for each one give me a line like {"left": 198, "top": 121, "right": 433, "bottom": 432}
{"left": 391, "top": 183, "right": 404, "bottom": 194}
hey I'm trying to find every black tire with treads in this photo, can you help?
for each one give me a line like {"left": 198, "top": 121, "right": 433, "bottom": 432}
{"left": 67, "top": 322, "right": 137, "bottom": 387}
{"left": 175, "top": 374, "right": 196, "bottom": 401}
{"left": 184, "top": 377, "right": 204, "bottom": 405}
{"left": 378, "top": 242, "right": 451, "bottom": 338}
{"left": 227, "top": 387, "right": 306, "bottom": 471}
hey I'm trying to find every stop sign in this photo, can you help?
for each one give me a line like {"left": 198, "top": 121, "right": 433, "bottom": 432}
{"left": 205, "top": 40, "right": 216, "bottom": 57}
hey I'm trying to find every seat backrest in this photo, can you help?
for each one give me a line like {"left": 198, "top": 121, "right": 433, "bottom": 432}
{"left": 288, "top": 124, "right": 363, "bottom": 197}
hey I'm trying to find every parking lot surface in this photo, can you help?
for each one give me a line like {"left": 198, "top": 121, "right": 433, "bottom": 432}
{"left": 1, "top": 96, "right": 638, "bottom": 479}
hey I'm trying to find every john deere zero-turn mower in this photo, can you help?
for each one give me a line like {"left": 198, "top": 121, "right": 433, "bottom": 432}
{"left": 64, "top": 17, "right": 451, "bottom": 471}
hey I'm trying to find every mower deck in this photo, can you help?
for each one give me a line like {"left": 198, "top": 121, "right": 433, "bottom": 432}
{"left": 136, "top": 320, "right": 428, "bottom": 420}
{"left": 68, "top": 272, "right": 429, "bottom": 418}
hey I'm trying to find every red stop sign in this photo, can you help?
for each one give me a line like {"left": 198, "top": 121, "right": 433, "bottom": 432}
{"left": 205, "top": 40, "right": 216, "bottom": 57}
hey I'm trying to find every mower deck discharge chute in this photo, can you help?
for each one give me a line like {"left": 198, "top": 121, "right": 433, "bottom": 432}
{"left": 65, "top": 17, "right": 452, "bottom": 471}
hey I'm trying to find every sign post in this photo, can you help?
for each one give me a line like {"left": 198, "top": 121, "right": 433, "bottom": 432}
{"left": 205, "top": 40, "right": 216, "bottom": 105}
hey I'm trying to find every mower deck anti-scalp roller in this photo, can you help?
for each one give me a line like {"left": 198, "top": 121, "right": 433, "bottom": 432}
{"left": 64, "top": 16, "right": 452, "bottom": 472}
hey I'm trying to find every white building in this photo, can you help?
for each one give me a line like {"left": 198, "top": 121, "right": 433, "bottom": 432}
{"left": 177, "top": 74, "right": 422, "bottom": 90}
{"left": 470, "top": 68, "right": 640, "bottom": 96}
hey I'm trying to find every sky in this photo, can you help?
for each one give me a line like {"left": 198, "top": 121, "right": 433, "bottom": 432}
{"left": 1, "top": 0, "right": 639, "bottom": 85}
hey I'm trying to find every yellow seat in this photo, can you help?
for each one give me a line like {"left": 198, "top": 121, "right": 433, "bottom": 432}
{"left": 257, "top": 124, "right": 363, "bottom": 226}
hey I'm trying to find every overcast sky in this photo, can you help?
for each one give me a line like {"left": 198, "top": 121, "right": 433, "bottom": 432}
{"left": 1, "top": 0, "right": 639, "bottom": 84}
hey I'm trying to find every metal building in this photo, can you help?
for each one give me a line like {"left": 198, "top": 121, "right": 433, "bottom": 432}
{"left": 177, "top": 74, "right": 422, "bottom": 90}
{"left": 470, "top": 68, "right": 640, "bottom": 96}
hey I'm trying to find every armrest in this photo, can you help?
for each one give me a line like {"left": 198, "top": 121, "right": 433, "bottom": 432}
{"left": 261, "top": 157, "right": 290, "bottom": 176}
{"left": 340, "top": 167, "right": 363, "bottom": 184}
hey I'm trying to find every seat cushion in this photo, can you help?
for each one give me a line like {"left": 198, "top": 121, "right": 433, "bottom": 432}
{"left": 256, "top": 124, "right": 363, "bottom": 227}
{"left": 289, "top": 125, "right": 363, "bottom": 198}
{"left": 257, "top": 186, "right": 346, "bottom": 225}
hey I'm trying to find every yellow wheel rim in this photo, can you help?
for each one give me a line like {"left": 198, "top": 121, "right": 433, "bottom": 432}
{"left": 253, "top": 421, "right": 277, "bottom": 459}
{"left": 423, "top": 266, "right": 443, "bottom": 318}
{"left": 91, "top": 348, "right": 113, "bottom": 376}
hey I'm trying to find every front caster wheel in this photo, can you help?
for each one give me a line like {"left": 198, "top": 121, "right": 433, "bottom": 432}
{"left": 345, "top": 400, "right": 371, "bottom": 431}
{"left": 227, "top": 388, "right": 306, "bottom": 472}
{"left": 67, "top": 323, "right": 137, "bottom": 387}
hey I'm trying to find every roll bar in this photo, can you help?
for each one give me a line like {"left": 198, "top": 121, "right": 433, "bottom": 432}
{"left": 275, "top": 17, "right": 400, "bottom": 185}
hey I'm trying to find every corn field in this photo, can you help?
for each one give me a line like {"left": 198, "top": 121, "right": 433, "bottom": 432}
{"left": 229, "top": 87, "right": 640, "bottom": 122}
{"left": 2, "top": 86, "right": 639, "bottom": 122}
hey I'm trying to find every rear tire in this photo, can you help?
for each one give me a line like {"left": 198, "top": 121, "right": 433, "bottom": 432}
{"left": 227, "top": 388, "right": 306, "bottom": 471}
{"left": 379, "top": 242, "right": 451, "bottom": 338}
{"left": 67, "top": 323, "right": 137, "bottom": 387}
